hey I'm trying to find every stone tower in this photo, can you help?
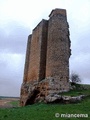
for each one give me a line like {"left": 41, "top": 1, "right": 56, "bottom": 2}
{"left": 20, "top": 8, "right": 71, "bottom": 106}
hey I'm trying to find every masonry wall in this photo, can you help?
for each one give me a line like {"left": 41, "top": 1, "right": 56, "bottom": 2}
{"left": 26, "top": 20, "right": 48, "bottom": 82}
{"left": 46, "top": 9, "right": 71, "bottom": 90}
{"left": 23, "top": 35, "right": 31, "bottom": 82}
{"left": 20, "top": 8, "right": 71, "bottom": 106}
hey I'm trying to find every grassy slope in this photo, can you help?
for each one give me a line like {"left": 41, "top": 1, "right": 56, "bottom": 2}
{"left": 0, "top": 86, "right": 90, "bottom": 120}
{"left": 60, "top": 89, "right": 90, "bottom": 96}
{"left": 0, "top": 98, "right": 90, "bottom": 120}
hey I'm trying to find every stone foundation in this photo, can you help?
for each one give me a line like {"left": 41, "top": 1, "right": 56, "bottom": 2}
{"left": 20, "top": 77, "right": 70, "bottom": 106}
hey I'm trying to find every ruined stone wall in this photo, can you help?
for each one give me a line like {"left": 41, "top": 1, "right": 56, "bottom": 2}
{"left": 20, "top": 8, "right": 71, "bottom": 106}
{"left": 46, "top": 9, "right": 71, "bottom": 91}
{"left": 23, "top": 35, "right": 31, "bottom": 82}
{"left": 38, "top": 20, "right": 48, "bottom": 81}
{"left": 26, "top": 20, "right": 48, "bottom": 81}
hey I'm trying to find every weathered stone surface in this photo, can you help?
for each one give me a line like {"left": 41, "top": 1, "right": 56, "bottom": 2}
{"left": 69, "top": 96, "right": 81, "bottom": 103}
{"left": 26, "top": 20, "right": 48, "bottom": 82}
{"left": 45, "top": 94, "right": 62, "bottom": 103}
{"left": 44, "top": 94, "right": 87, "bottom": 104}
{"left": 20, "top": 8, "right": 71, "bottom": 106}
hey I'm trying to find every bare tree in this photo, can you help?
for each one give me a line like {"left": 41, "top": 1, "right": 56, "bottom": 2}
{"left": 70, "top": 72, "right": 81, "bottom": 85}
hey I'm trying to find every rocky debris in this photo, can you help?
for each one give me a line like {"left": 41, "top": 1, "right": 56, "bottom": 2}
{"left": 70, "top": 85, "right": 76, "bottom": 90}
{"left": 45, "top": 94, "right": 87, "bottom": 104}
{"left": 20, "top": 78, "right": 70, "bottom": 106}
{"left": 45, "top": 94, "right": 62, "bottom": 103}
{"left": 69, "top": 96, "right": 81, "bottom": 103}
{"left": 70, "top": 83, "right": 90, "bottom": 91}
{"left": 20, "top": 79, "right": 88, "bottom": 106}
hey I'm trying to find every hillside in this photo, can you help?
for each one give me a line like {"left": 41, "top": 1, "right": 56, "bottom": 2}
{"left": 0, "top": 84, "right": 90, "bottom": 120}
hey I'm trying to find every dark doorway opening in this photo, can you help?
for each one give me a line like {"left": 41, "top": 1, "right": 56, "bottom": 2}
{"left": 25, "top": 89, "right": 40, "bottom": 105}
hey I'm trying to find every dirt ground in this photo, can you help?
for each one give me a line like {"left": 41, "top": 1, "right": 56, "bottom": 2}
{"left": 0, "top": 97, "right": 19, "bottom": 108}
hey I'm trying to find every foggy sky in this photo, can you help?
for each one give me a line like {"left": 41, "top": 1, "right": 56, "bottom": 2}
{"left": 0, "top": 0, "right": 90, "bottom": 97}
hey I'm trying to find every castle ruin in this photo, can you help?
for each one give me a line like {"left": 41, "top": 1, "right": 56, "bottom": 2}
{"left": 20, "top": 8, "right": 71, "bottom": 106}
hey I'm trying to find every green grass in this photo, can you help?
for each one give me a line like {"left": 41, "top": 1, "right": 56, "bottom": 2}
{"left": 9, "top": 100, "right": 19, "bottom": 107}
{"left": 0, "top": 97, "right": 90, "bottom": 120}
{"left": 60, "top": 83, "right": 90, "bottom": 97}
{"left": 60, "top": 89, "right": 90, "bottom": 97}
{"left": 0, "top": 85, "right": 90, "bottom": 120}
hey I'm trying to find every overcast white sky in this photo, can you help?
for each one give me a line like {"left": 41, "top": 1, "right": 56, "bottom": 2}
{"left": 0, "top": 0, "right": 90, "bottom": 97}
